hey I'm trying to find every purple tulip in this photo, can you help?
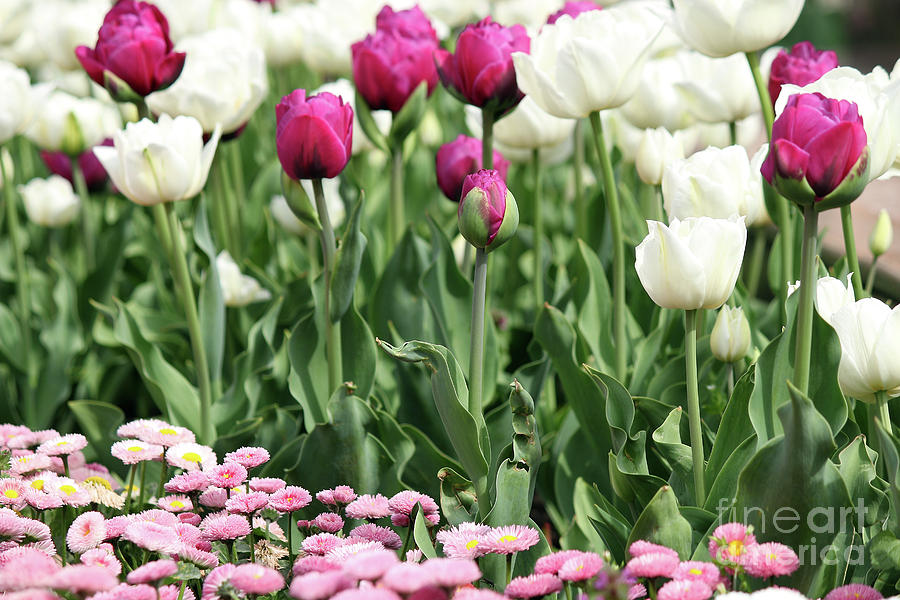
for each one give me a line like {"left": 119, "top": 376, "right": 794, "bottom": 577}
{"left": 546, "top": 1, "right": 602, "bottom": 25}
{"left": 75, "top": 0, "right": 185, "bottom": 99}
{"left": 40, "top": 139, "right": 113, "bottom": 193}
{"left": 276, "top": 90, "right": 354, "bottom": 181}
{"left": 458, "top": 169, "right": 518, "bottom": 251}
{"left": 352, "top": 32, "right": 438, "bottom": 113}
{"left": 761, "top": 92, "right": 867, "bottom": 206}
{"left": 375, "top": 5, "right": 438, "bottom": 43}
{"left": 435, "top": 17, "right": 530, "bottom": 115}
{"left": 768, "top": 41, "right": 838, "bottom": 107}
{"left": 435, "top": 135, "right": 509, "bottom": 202}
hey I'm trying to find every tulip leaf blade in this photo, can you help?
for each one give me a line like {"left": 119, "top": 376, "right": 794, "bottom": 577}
{"left": 193, "top": 197, "right": 226, "bottom": 394}
{"left": 330, "top": 196, "right": 367, "bottom": 323}
{"left": 626, "top": 485, "right": 693, "bottom": 560}
{"left": 355, "top": 91, "right": 389, "bottom": 153}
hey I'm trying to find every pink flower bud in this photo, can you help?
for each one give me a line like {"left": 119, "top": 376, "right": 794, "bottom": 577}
{"left": 458, "top": 169, "right": 518, "bottom": 251}
{"left": 276, "top": 90, "right": 353, "bottom": 181}
{"left": 435, "top": 135, "right": 509, "bottom": 202}
{"left": 351, "top": 32, "right": 438, "bottom": 113}
{"left": 768, "top": 41, "right": 838, "bottom": 106}
{"left": 376, "top": 6, "right": 438, "bottom": 43}
{"left": 40, "top": 139, "right": 112, "bottom": 192}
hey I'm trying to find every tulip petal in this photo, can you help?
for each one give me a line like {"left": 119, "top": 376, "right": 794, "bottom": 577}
{"left": 831, "top": 299, "right": 892, "bottom": 401}
{"left": 92, "top": 144, "right": 125, "bottom": 198}
{"left": 804, "top": 121, "right": 866, "bottom": 197}
{"left": 686, "top": 216, "right": 747, "bottom": 309}
{"left": 871, "top": 304, "right": 900, "bottom": 395}
{"left": 512, "top": 52, "right": 581, "bottom": 119}
{"left": 773, "top": 139, "right": 809, "bottom": 181}
{"left": 635, "top": 220, "right": 707, "bottom": 310}
{"left": 277, "top": 115, "right": 348, "bottom": 180}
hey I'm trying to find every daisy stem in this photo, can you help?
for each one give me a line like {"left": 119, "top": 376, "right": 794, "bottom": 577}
{"left": 793, "top": 205, "right": 818, "bottom": 396}
{"left": 62, "top": 455, "right": 70, "bottom": 479}
{"left": 125, "top": 465, "right": 136, "bottom": 513}
{"left": 158, "top": 461, "right": 167, "bottom": 497}
{"left": 250, "top": 528, "right": 256, "bottom": 563}
{"left": 685, "top": 309, "right": 705, "bottom": 506}
{"left": 388, "top": 144, "right": 405, "bottom": 252}
{"left": 288, "top": 511, "right": 296, "bottom": 569}
{"left": 565, "top": 582, "right": 573, "bottom": 600}
{"left": 313, "top": 178, "right": 342, "bottom": 393}
{"left": 505, "top": 553, "right": 513, "bottom": 587}
{"left": 532, "top": 149, "right": 544, "bottom": 306}
{"left": 178, "top": 582, "right": 187, "bottom": 600}
{"left": 840, "top": 204, "right": 865, "bottom": 298}
{"left": 138, "top": 461, "right": 147, "bottom": 508}
{"left": 589, "top": 111, "right": 626, "bottom": 382}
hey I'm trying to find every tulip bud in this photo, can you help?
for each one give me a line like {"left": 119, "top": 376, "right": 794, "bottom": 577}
{"left": 767, "top": 41, "right": 839, "bottom": 107}
{"left": 458, "top": 169, "right": 518, "bottom": 252}
{"left": 435, "top": 135, "right": 509, "bottom": 202}
{"left": 710, "top": 306, "right": 751, "bottom": 363}
{"left": 17, "top": 175, "right": 81, "bottom": 227}
{"left": 276, "top": 90, "right": 353, "bottom": 181}
{"left": 217, "top": 251, "right": 271, "bottom": 307}
{"left": 815, "top": 273, "right": 855, "bottom": 327}
{"left": 869, "top": 209, "right": 893, "bottom": 258}
{"left": 636, "top": 127, "right": 684, "bottom": 186}
{"left": 831, "top": 298, "right": 900, "bottom": 402}
{"left": 40, "top": 139, "right": 112, "bottom": 193}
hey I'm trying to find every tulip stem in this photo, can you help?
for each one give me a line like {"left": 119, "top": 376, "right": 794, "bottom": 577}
{"left": 71, "top": 158, "right": 95, "bottom": 272}
{"left": 532, "top": 149, "right": 544, "bottom": 306}
{"left": 389, "top": 146, "right": 405, "bottom": 251}
{"left": 151, "top": 204, "right": 175, "bottom": 269}
{"left": 745, "top": 51, "right": 774, "bottom": 134}
{"left": 589, "top": 111, "right": 627, "bottom": 382}
{"left": 163, "top": 202, "right": 214, "bottom": 445}
{"left": 685, "top": 308, "right": 705, "bottom": 506}
{"left": 574, "top": 120, "right": 587, "bottom": 240}
{"left": 840, "top": 204, "right": 865, "bottom": 298}
{"left": 865, "top": 256, "right": 879, "bottom": 296}
{"left": 793, "top": 205, "right": 819, "bottom": 396}
{"left": 314, "top": 178, "right": 342, "bottom": 393}
{"left": 482, "top": 108, "right": 494, "bottom": 171}
{"left": 744, "top": 230, "right": 767, "bottom": 299}
{"left": 877, "top": 390, "right": 892, "bottom": 437}
{"left": 469, "top": 246, "right": 489, "bottom": 518}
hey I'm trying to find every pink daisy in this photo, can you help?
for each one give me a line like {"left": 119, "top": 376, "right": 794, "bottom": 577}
{"left": 122, "top": 521, "right": 181, "bottom": 554}
{"left": 173, "top": 522, "right": 205, "bottom": 547}
{"left": 825, "top": 584, "right": 883, "bottom": 600}
{"left": 24, "top": 487, "right": 63, "bottom": 510}
{"left": 50, "top": 564, "right": 119, "bottom": 594}
{"left": 629, "top": 540, "right": 680, "bottom": 559}
{"left": 80, "top": 548, "right": 122, "bottom": 575}
{"left": 127, "top": 559, "right": 179, "bottom": 584}
{"left": 165, "top": 471, "right": 209, "bottom": 494}
{"left": 0, "top": 424, "right": 32, "bottom": 446}
{"left": 480, "top": 525, "right": 540, "bottom": 555}
{"left": 506, "top": 574, "right": 563, "bottom": 598}
{"left": 43, "top": 477, "right": 91, "bottom": 506}
{"left": 673, "top": 561, "right": 725, "bottom": 587}
{"left": 534, "top": 550, "right": 589, "bottom": 575}
{"left": 111, "top": 440, "right": 164, "bottom": 465}
{"left": 289, "top": 571, "right": 354, "bottom": 600}
{"left": 161, "top": 584, "right": 197, "bottom": 600}
{"left": 331, "top": 589, "right": 402, "bottom": 600}
{"left": 269, "top": 486, "right": 313, "bottom": 512}
{"left": 346, "top": 493, "right": 391, "bottom": 519}
{"left": 314, "top": 512, "right": 345, "bottom": 533}
{"left": 344, "top": 548, "right": 400, "bottom": 580}
{"left": 0, "top": 479, "right": 27, "bottom": 510}
{"left": 326, "top": 540, "right": 384, "bottom": 562}
{"left": 225, "top": 491, "right": 269, "bottom": 514}
{"left": 454, "top": 589, "right": 506, "bottom": 600}
{"left": 743, "top": 542, "right": 799, "bottom": 578}
{"left": 179, "top": 512, "right": 202, "bottom": 526}
{"left": 629, "top": 584, "right": 648, "bottom": 600}
{"left": 104, "top": 515, "right": 133, "bottom": 539}
{"left": 350, "top": 523, "right": 402, "bottom": 549}
{"left": 658, "top": 580, "right": 713, "bottom": 600}
{"left": 303, "top": 532, "right": 344, "bottom": 555}
{"left": 20, "top": 517, "right": 52, "bottom": 543}
{"left": 224, "top": 446, "right": 270, "bottom": 468}
{"left": 558, "top": 552, "right": 604, "bottom": 582}
{"left": 202, "top": 563, "right": 236, "bottom": 600}
{"left": 421, "top": 557, "right": 482, "bottom": 588}
{"left": 0, "top": 546, "right": 58, "bottom": 587}
{"left": 294, "top": 555, "right": 341, "bottom": 575}
{"left": 36, "top": 434, "right": 87, "bottom": 456}
{"left": 66, "top": 511, "right": 106, "bottom": 554}
{"left": 625, "top": 552, "right": 680, "bottom": 579}
{"left": 159, "top": 495, "right": 193, "bottom": 513}
{"left": 205, "top": 462, "right": 247, "bottom": 488}
{"left": 200, "top": 513, "right": 251, "bottom": 541}
{"left": 79, "top": 583, "right": 155, "bottom": 600}
{"left": 180, "top": 544, "right": 219, "bottom": 568}
{"left": 389, "top": 491, "right": 440, "bottom": 527}
{"left": 134, "top": 509, "right": 180, "bottom": 527}
{"left": 117, "top": 418, "right": 170, "bottom": 439}
{"left": 230, "top": 563, "right": 285, "bottom": 595}
{"left": 380, "top": 561, "right": 433, "bottom": 594}
{"left": 9, "top": 453, "right": 53, "bottom": 475}
{"left": 317, "top": 485, "right": 357, "bottom": 506}
{"left": 436, "top": 523, "right": 491, "bottom": 559}
{"left": 198, "top": 486, "right": 227, "bottom": 508}
{"left": 708, "top": 523, "right": 756, "bottom": 566}
{"left": 138, "top": 423, "right": 196, "bottom": 447}
{"left": 407, "top": 549, "right": 424, "bottom": 562}
{"left": 250, "top": 477, "right": 286, "bottom": 493}
{"left": 165, "top": 443, "right": 216, "bottom": 471}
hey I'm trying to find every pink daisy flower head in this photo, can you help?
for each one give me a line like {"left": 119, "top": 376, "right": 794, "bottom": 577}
{"left": 270, "top": 485, "right": 313, "bottom": 512}
{"left": 10, "top": 453, "right": 53, "bottom": 475}
{"left": 180, "top": 544, "right": 219, "bottom": 568}
{"left": 326, "top": 539, "right": 384, "bottom": 562}
{"left": 658, "top": 580, "right": 713, "bottom": 600}
{"left": 43, "top": 476, "right": 90, "bottom": 506}
{"left": 228, "top": 563, "right": 285, "bottom": 595}
{"left": 80, "top": 548, "right": 122, "bottom": 575}
{"left": 138, "top": 423, "right": 196, "bottom": 447}
{"left": 165, "top": 443, "right": 216, "bottom": 471}
{"left": 558, "top": 551, "right": 604, "bottom": 582}
{"left": 346, "top": 493, "right": 391, "bottom": 519}
{"left": 122, "top": 521, "right": 181, "bottom": 554}
{"left": 127, "top": 559, "right": 179, "bottom": 584}
{"left": 198, "top": 486, "right": 227, "bottom": 508}
{"left": 36, "top": 434, "right": 87, "bottom": 456}
{"left": 225, "top": 491, "right": 269, "bottom": 515}
{"left": 436, "top": 522, "right": 491, "bottom": 559}
{"left": 111, "top": 440, "right": 164, "bottom": 465}
{"left": 225, "top": 446, "right": 270, "bottom": 468}
{"left": 164, "top": 471, "right": 209, "bottom": 494}
{"left": 318, "top": 485, "right": 357, "bottom": 505}
{"left": 200, "top": 513, "right": 250, "bottom": 541}
{"left": 380, "top": 561, "right": 432, "bottom": 594}
{"left": 159, "top": 494, "right": 193, "bottom": 513}
{"left": 205, "top": 462, "right": 248, "bottom": 488}
{"left": 343, "top": 548, "right": 400, "bottom": 580}
{"left": 303, "top": 532, "right": 345, "bottom": 556}
{"left": 629, "top": 540, "right": 679, "bottom": 559}
{"left": 50, "top": 564, "right": 119, "bottom": 594}
{"left": 179, "top": 512, "right": 202, "bottom": 526}
{"left": 506, "top": 573, "right": 563, "bottom": 598}
{"left": 421, "top": 557, "right": 482, "bottom": 588}
{"left": 407, "top": 549, "right": 424, "bottom": 562}
{"left": 0, "top": 479, "right": 27, "bottom": 509}
{"left": 0, "top": 423, "right": 32, "bottom": 446}
{"left": 708, "top": 523, "right": 756, "bottom": 565}
{"left": 625, "top": 552, "right": 680, "bottom": 579}
{"left": 315, "top": 512, "right": 345, "bottom": 533}
{"left": 389, "top": 491, "right": 440, "bottom": 527}
{"left": 825, "top": 584, "right": 883, "bottom": 600}
{"left": 481, "top": 525, "right": 540, "bottom": 555}
{"left": 331, "top": 589, "right": 402, "bottom": 600}
{"left": 161, "top": 584, "right": 197, "bottom": 600}
{"left": 66, "top": 511, "right": 106, "bottom": 554}
{"left": 250, "top": 477, "right": 285, "bottom": 493}
{"left": 202, "top": 563, "right": 236, "bottom": 600}
{"left": 629, "top": 584, "right": 648, "bottom": 600}
{"left": 454, "top": 589, "right": 506, "bottom": 600}
{"left": 350, "top": 523, "right": 402, "bottom": 549}
{"left": 117, "top": 418, "right": 170, "bottom": 439}
{"left": 534, "top": 549, "right": 589, "bottom": 575}
{"left": 293, "top": 555, "right": 341, "bottom": 575}
{"left": 289, "top": 571, "right": 354, "bottom": 600}
{"left": 24, "top": 487, "right": 62, "bottom": 510}
{"left": 673, "top": 561, "right": 725, "bottom": 588}
{"left": 135, "top": 509, "right": 180, "bottom": 527}
{"left": 103, "top": 515, "right": 133, "bottom": 539}
{"left": 743, "top": 542, "right": 799, "bottom": 578}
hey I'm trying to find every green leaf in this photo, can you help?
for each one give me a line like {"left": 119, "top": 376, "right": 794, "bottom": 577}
{"left": 341, "top": 303, "right": 377, "bottom": 401}
{"left": 626, "top": 485, "right": 693, "bottom": 560}
{"left": 837, "top": 435, "right": 886, "bottom": 527}
{"left": 0, "top": 303, "right": 24, "bottom": 371}
{"left": 281, "top": 171, "right": 320, "bottom": 230}
{"left": 569, "top": 240, "right": 614, "bottom": 374}
{"left": 573, "top": 478, "right": 629, "bottom": 559}
{"left": 584, "top": 366, "right": 634, "bottom": 454}
{"left": 413, "top": 505, "right": 437, "bottom": 559}
{"left": 870, "top": 530, "right": 900, "bottom": 570}
{"left": 652, "top": 407, "right": 693, "bottom": 480}
{"left": 193, "top": 198, "right": 225, "bottom": 392}
{"left": 287, "top": 311, "right": 328, "bottom": 431}
{"left": 398, "top": 422, "right": 464, "bottom": 499}
{"left": 330, "top": 197, "right": 367, "bottom": 322}
{"left": 355, "top": 91, "right": 389, "bottom": 153}
{"left": 68, "top": 400, "right": 124, "bottom": 467}
{"left": 388, "top": 82, "right": 427, "bottom": 147}
{"left": 439, "top": 466, "right": 478, "bottom": 526}
{"left": 705, "top": 368, "right": 756, "bottom": 480}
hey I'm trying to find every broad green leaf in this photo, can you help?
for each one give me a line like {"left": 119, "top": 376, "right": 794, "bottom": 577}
{"left": 652, "top": 407, "right": 693, "bottom": 480}
{"left": 413, "top": 506, "right": 437, "bottom": 559}
{"left": 355, "top": 91, "right": 389, "bottom": 153}
{"left": 193, "top": 198, "right": 225, "bottom": 393}
{"left": 569, "top": 240, "right": 614, "bottom": 374}
{"left": 706, "top": 368, "right": 756, "bottom": 480}
{"left": 439, "top": 466, "right": 477, "bottom": 526}
{"left": 287, "top": 311, "right": 328, "bottom": 430}
{"left": 331, "top": 197, "right": 367, "bottom": 322}
{"left": 68, "top": 400, "right": 124, "bottom": 466}
{"left": 626, "top": 485, "right": 693, "bottom": 560}
{"left": 837, "top": 435, "right": 886, "bottom": 527}
{"left": 341, "top": 303, "right": 377, "bottom": 401}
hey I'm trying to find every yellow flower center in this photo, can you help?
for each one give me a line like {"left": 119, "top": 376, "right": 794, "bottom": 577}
{"left": 768, "top": 553, "right": 777, "bottom": 560}
{"left": 55, "top": 440, "right": 69, "bottom": 446}
{"left": 128, "top": 446, "right": 144, "bottom": 452}
{"left": 727, "top": 540, "right": 744, "bottom": 556}
{"left": 85, "top": 476, "right": 112, "bottom": 490}
{"left": 182, "top": 452, "right": 202, "bottom": 463}
{"left": 160, "top": 428, "right": 177, "bottom": 435}
{"left": 31, "top": 480, "right": 44, "bottom": 490}
{"left": 3, "top": 489, "right": 19, "bottom": 499}
{"left": 170, "top": 500, "right": 184, "bottom": 509}
{"left": 59, "top": 485, "right": 76, "bottom": 496}
{"left": 689, "top": 568, "right": 703, "bottom": 576}
{"left": 466, "top": 539, "right": 479, "bottom": 550}
{"left": 498, "top": 535, "right": 518, "bottom": 543}
{"left": 223, "top": 473, "right": 232, "bottom": 479}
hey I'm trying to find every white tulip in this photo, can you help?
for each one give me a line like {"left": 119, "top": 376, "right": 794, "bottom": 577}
{"left": 216, "top": 251, "right": 271, "bottom": 307}
{"left": 512, "top": 5, "right": 664, "bottom": 119}
{"left": 26, "top": 91, "right": 121, "bottom": 155}
{"left": 295, "top": 0, "right": 377, "bottom": 77}
{"left": 17, "top": 175, "right": 81, "bottom": 227}
{"left": 636, "top": 127, "right": 686, "bottom": 186}
{"left": 671, "top": 0, "right": 804, "bottom": 58}
{"left": 465, "top": 97, "right": 576, "bottom": 150}
{"left": 493, "top": 0, "right": 560, "bottom": 30}
{"left": 313, "top": 79, "right": 390, "bottom": 156}
{"left": 676, "top": 52, "right": 759, "bottom": 124}
{"left": 493, "top": 136, "right": 574, "bottom": 166}
{"left": 0, "top": 0, "right": 29, "bottom": 45}
{"left": 149, "top": 0, "right": 215, "bottom": 41}
{"left": 635, "top": 215, "right": 747, "bottom": 310}
{"left": 415, "top": 0, "right": 489, "bottom": 29}
{"left": 147, "top": 29, "right": 268, "bottom": 136}
{"left": 830, "top": 298, "right": 900, "bottom": 402}
{"left": 710, "top": 305, "right": 751, "bottom": 363}
{"left": 776, "top": 66, "right": 900, "bottom": 182}
{"left": 620, "top": 52, "right": 697, "bottom": 131}
{"left": 93, "top": 115, "right": 221, "bottom": 207}
{"left": 815, "top": 274, "right": 855, "bottom": 327}
{"left": 262, "top": 6, "right": 306, "bottom": 67}
{"left": 662, "top": 145, "right": 768, "bottom": 226}
{"left": 0, "top": 60, "right": 41, "bottom": 144}
{"left": 40, "top": 0, "right": 108, "bottom": 71}
{"left": 270, "top": 195, "right": 305, "bottom": 236}
{"left": 269, "top": 178, "right": 345, "bottom": 235}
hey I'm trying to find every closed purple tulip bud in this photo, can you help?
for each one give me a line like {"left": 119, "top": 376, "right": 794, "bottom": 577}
{"left": 376, "top": 5, "right": 439, "bottom": 43}
{"left": 761, "top": 92, "right": 868, "bottom": 210}
{"left": 40, "top": 139, "right": 113, "bottom": 193}
{"left": 352, "top": 31, "right": 438, "bottom": 113}
{"left": 276, "top": 90, "right": 354, "bottom": 181}
{"left": 75, "top": 0, "right": 185, "bottom": 100}
{"left": 435, "top": 135, "right": 509, "bottom": 202}
{"left": 458, "top": 169, "right": 518, "bottom": 251}
{"left": 547, "top": 1, "right": 602, "bottom": 25}
{"left": 435, "top": 17, "right": 530, "bottom": 115}
{"left": 768, "top": 41, "right": 838, "bottom": 106}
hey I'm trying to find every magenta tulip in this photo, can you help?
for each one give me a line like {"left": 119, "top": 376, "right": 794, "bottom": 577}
{"left": 768, "top": 41, "right": 838, "bottom": 106}
{"left": 276, "top": 90, "right": 353, "bottom": 181}
{"left": 435, "top": 17, "right": 530, "bottom": 114}
{"left": 352, "top": 32, "right": 438, "bottom": 113}
{"left": 436, "top": 135, "right": 510, "bottom": 202}
{"left": 458, "top": 169, "right": 519, "bottom": 251}
{"left": 376, "top": 5, "right": 438, "bottom": 43}
{"left": 761, "top": 92, "right": 867, "bottom": 208}
{"left": 547, "top": 1, "right": 602, "bottom": 25}
{"left": 40, "top": 139, "right": 112, "bottom": 193}
{"left": 75, "top": 0, "right": 185, "bottom": 99}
